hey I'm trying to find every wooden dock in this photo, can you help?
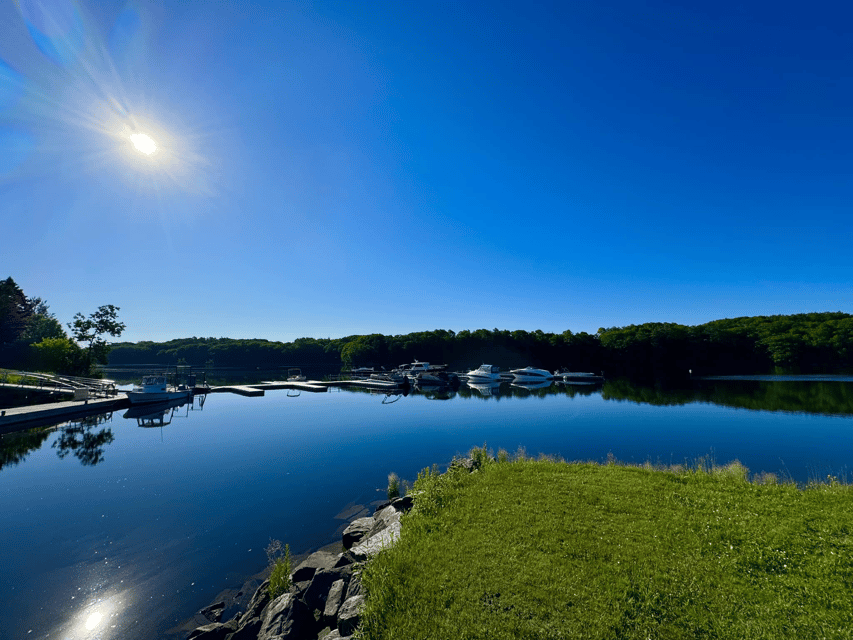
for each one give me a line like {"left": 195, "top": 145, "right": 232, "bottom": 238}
{"left": 0, "top": 378, "right": 407, "bottom": 435}
{"left": 0, "top": 394, "right": 130, "bottom": 433}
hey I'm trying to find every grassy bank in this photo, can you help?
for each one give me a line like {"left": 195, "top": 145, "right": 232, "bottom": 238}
{"left": 359, "top": 453, "right": 853, "bottom": 639}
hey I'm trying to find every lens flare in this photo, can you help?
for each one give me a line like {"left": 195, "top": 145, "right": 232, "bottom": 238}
{"left": 130, "top": 133, "right": 156, "bottom": 155}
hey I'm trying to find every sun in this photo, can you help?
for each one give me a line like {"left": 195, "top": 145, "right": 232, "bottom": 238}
{"left": 130, "top": 133, "right": 157, "bottom": 155}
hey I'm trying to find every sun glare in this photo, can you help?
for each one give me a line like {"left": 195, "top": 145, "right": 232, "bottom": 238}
{"left": 130, "top": 133, "right": 157, "bottom": 155}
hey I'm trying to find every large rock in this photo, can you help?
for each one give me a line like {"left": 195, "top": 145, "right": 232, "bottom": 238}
{"left": 337, "top": 595, "right": 364, "bottom": 636}
{"left": 257, "top": 593, "right": 314, "bottom": 640}
{"left": 292, "top": 550, "right": 340, "bottom": 583}
{"left": 186, "top": 618, "right": 237, "bottom": 640}
{"left": 199, "top": 601, "right": 225, "bottom": 623}
{"left": 369, "top": 506, "right": 401, "bottom": 537}
{"left": 345, "top": 574, "right": 361, "bottom": 599}
{"left": 303, "top": 566, "right": 351, "bottom": 612}
{"left": 350, "top": 520, "right": 401, "bottom": 562}
{"left": 323, "top": 579, "right": 346, "bottom": 623}
{"left": 342, "top": 517, "right": 374, "bottom": 550}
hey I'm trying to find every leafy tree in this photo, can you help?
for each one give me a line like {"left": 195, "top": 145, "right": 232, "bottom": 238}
{"left": 68, "top": 305, "right": 126, "bottom": 374}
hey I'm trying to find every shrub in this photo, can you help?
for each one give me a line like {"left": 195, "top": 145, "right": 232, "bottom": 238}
{"left": 387, "top": 472, "right": 400, "bottom": 499}
{"left": 266, "top": 539, "right": 291, "bottom": 599}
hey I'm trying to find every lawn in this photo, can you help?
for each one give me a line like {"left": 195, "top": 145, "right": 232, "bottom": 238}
{"left": 359, "top": 451, "right": 853, "bottom": 639}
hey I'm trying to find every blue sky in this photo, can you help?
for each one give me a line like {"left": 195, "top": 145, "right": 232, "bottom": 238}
{"left": 1, "top": 0, "right": 851, "bottom": 344}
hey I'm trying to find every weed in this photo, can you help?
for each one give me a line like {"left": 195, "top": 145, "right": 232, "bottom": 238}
{"left": 266, "top": 539, "right": 291, "bottom": 599}
{"left": 387, "top": 472, "right": 400, "bottom": 499}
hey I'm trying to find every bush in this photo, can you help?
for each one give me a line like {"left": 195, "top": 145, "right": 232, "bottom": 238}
{"left": 387, "top": 472, "right": 400, "bottom": 499}
{"left": 266, "top": 539, "right": 291, "bottom": 599}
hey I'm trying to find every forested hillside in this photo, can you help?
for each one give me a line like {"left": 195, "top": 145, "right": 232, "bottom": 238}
{"left": 107, "top": 312, "right": 853, "bottom": 377}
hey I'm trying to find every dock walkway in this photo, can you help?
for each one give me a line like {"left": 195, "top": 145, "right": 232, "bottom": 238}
{"left": 0, "top": 395, "right": 130, "bottom": 433}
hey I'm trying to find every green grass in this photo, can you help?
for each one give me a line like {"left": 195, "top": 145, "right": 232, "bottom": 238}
{"left": 266, "top": 539, "right": 292, "bottom": 599}
{"left": 358, "top": 454, "right": 853, "bottom": 640}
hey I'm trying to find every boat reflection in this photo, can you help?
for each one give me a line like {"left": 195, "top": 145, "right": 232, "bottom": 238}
{"left": 122, "top": 394, "right": 204, "bottom": 428}
{"left": 467, "top": 381, "right": 502, "bottom": 397}
{"left": 510, "top": 380, "right": 553, "bottom": 392}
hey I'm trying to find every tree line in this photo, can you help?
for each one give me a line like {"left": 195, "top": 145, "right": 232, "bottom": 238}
{"left": 107, "top": 312, "right": 853, "bottom": 378}
{"left": 0, "top": 277, "right": 124, "bottom": 376}
{"left": 4, "top": 276, "right": 850, "bottom": 378}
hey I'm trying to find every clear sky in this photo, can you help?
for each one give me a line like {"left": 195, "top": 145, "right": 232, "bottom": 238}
{"left": 1, "top": 0, "right": 851, "bottom": 344}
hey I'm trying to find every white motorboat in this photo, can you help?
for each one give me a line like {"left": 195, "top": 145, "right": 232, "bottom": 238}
{"left": 126, "top": 374, "right": 192, "bottom": 405}
{"left": 509, "top": 367, "right": 554, "bottom": 382}
{"left": 287, "top": 368, "right": 307, "bottom": 382}
{"left": 465, "top": 364, "right": 502, "bottom": 383}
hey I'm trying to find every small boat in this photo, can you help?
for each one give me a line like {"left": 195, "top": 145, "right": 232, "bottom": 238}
{"left": 465, "top": 364, "right": 502, "bottom": 383}
{"left": 413, "top": 370, "right": 460, "bottom": 388}
{"left": 287, "top": 368, "right": 307, "bottom": 382}
{"left": 558, "top": 371, "right": 605, "bottom": 384}
{"left": 126, "top": 374, "right": 192, "bottom": 405}
{"left": 509, "top": 367, "right": 554, "bottom": 382}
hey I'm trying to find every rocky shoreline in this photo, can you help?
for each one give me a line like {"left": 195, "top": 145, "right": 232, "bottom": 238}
{"left": 186, "top": 494, "right": 414, "bottom": 640}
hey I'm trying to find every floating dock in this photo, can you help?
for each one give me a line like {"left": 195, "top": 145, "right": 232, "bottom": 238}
{"left": 0, "top": 395, "right": 130, "bottom": 433}
{"left": 0, "top": 378, "right": 407, "bottom": 435}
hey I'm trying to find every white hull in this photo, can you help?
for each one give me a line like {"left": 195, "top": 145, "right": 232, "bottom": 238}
{"left": 465, "top": 364, "right": 502, "bottom": 383}
{"left": 127, "top": 389, "right": 191, "bottom": 405}
{"left": 510, "top": 367, "right": 553, "bottom": 382}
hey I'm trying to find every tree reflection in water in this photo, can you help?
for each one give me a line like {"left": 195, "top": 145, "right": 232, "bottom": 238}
{"left": 52, "top": 413, "right": 115, "bottom": 466}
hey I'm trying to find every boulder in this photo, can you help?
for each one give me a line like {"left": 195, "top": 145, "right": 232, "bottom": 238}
{"left": 323, "top": 578, "right": 346, "bottom": 623}
{"left": 256, "top": 593, "right": 314, "bottom": 640}
{"left": 345, "top": 574, "right": 361, "bottom": 599}
{"left": 334, "top": 550, "right": 357, "bottom": 568}
{"left": 391, "top": 495, "right": 414, "bottom": 512}
{"left": 350, "top": 520, "right": 401, "bottom": 562}
{"left": 342, "top": 517, "right": 374, "bottom": 550}
{"left": 319, "top": 630, "right": 342, "bottom": 640}
{"left": 337, "top": 595, "right": 364, "bottom": 636}
{"left": 186, "top": 619, "right": 237, "bottom": 640}
{"left": 303, "top": 566, "right": 350, "bottom": 612}
{"left": 292, "top": 550, "right": 340, "bottom": 583}
{"left": 199, "top": 601, "right": 225, "bottom": 623}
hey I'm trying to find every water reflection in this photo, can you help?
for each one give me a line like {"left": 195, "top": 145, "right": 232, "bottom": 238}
{"left": 53, "top": 412, "right": 115, "bottom": 466}
{"left": 0, "top": 426, "right": 52, "bottom": 470}
{"left": 123, "top": 396, "right": 196, "bottom": 428}
{"left": 602, "top": 378, "right": 853, "bottom": 417}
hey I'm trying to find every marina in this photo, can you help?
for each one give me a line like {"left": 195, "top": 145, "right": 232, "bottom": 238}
{"left": 1, "top": 375, "right": 852, "bottom": 640}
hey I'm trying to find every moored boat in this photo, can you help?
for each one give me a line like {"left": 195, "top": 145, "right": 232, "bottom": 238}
{"left": 126, "top": 374, "right": 192, "bottom": 405}
{"left": 465, "top": 364, "right": 502, "bottom": 383}
{"left": 509, "top": 367, "right": 554, "bottom": 382}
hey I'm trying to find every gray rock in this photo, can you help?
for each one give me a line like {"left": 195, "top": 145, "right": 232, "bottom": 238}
{"left": 369, "top": 506, "right": 400, "bottom": 537}
{"left": 226, "top": 615, "right": 262, "bottom": 640}
{"left": 337, "top": 595, "right": 364, "bottom": 636}
{"left": 199, "top": 601, "right": 225, "bottom": 623}
{"left": 319, "top": 630, "right": 342, "bottom": 640}
{"left": 342, "top": 517, "right": 374, "bottom": 550}
{"left": 391, "top": 495, "right": 414, "bottom": 512}
{"left": 257, "top": 593, "right": 314, "bottom": 640}
{"left": 334, "top": 551, "right": 356, "bottom": 568}
{"left": 345, "top": 574, "right": 361, "bottom": 599}
{"left": 323, "top": 579, "right": 346, "bottom": 622}
{"left": 292, "top": 550, "right": 340, "bottom": 583}
{"left": 186, "top": 619, "right": 237, "bottom": 640}
{"left": 241, "top": 578, "right": 270, "bottom": 623}
{"left": 350, "top": 520, "right": 401, "bottom": 562}
{"left": 303, "top": 567, "right": 345, "bottom": 612}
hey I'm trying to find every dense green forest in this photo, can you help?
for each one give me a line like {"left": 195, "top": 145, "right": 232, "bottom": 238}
{"left": 106, "top": 312, "right": 853, "bottom": 378}
{"left": 3, "top": 276, "right": 851, "bottom": 378}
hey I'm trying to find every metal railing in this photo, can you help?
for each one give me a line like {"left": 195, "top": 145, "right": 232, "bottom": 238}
{"left": 0, "top": 369, "right": 118, "bottom": 398}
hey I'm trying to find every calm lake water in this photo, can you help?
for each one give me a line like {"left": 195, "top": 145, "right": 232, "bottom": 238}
{"left": 1, "top": 376, "right": 852, "bottom": 640}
